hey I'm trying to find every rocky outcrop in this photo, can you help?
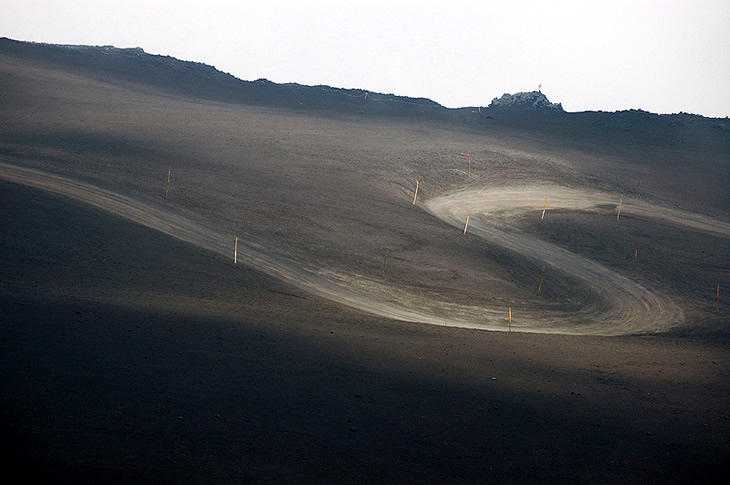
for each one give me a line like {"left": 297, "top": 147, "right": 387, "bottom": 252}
{"left": 489, "top": 91, "right": 563, "bottom": 111}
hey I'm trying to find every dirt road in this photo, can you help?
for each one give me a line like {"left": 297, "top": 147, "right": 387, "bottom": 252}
{"left": 426, "top": 186, "right": 729, "bottom": 335}
{"left": 4, "top": 162, "right": 728, "bottom": 335}
{"left": 0, "top": 162, "right": 459, "bottom": 327}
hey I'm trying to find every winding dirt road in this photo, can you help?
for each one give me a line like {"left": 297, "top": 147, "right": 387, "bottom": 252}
{"left": 0, "top": 162, "right": 457, "bottom": 327}
{"left": 3, "top": 162, "right": 729, "bottom": 335}
{"left": 425, "top": 187, "right": 730, "bottom": 335}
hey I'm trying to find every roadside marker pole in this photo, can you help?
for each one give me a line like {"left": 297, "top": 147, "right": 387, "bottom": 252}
{"left": 537, "top": 265, "right": 546, "bottom": 295}
{"left": 234, "top": 237, "right": 238, "bottom": 265}
{"left": 508, "top": 307, "right": 512, "bottom": 332}
{"left": 616, "top": 195, "right": 624, "bottom": 221}
{"left": 165, "top": 167, "right": 171, "bottom": 197}
{"left": 463, "top": 210, "right": 471, "bottom": 235}
{"left": 412, "top": 180, "right": 419, "bottom": 205}
{"left": 541, "top": 197, "right": 548, "bottom": 220}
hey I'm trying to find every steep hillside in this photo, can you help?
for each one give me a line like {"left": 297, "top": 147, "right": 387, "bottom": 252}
{"left": 3, "top": 37, "right": 728, "bottom": 212}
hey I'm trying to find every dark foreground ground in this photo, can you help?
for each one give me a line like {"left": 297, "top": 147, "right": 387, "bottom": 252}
{"left": 2, "top": 181, "right": 729, "bottom": 484}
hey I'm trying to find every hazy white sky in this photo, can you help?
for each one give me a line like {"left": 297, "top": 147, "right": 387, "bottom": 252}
{"left": 2, "top": 0, "right": 729, "bottom": 117}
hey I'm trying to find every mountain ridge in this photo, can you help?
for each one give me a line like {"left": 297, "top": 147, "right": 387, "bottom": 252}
{"left": 3, "top": 37, "right": 728, "bottom": 121}
{"left": 2, "top": 36, "right": 729, "bottom": 165}
{"left": 0, "top": 37, "right": 446, "bottom": 118}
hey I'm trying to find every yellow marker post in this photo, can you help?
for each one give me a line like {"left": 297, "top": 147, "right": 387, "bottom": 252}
{"left": 412, "top": 180, "right": 419, "bottom": 205}
{"left": 616, "top": 195, "right": 623, "bottom": 221}
{"left": 537, "top": 265, "right": 546, "bottom": 295}
{"left": 463, "top": 210, "right": 471, "bottom": 235}
{"left": 508, "top": 307, "right": 512, "bottom": 332}
{"left": 234, "top": 237, "right": 238, "bottom": 265}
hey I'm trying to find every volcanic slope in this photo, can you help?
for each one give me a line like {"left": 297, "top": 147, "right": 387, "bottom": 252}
{"left": 3, "top": 178, "right": 729, "bottom": 484}
{"left": 2, "top": 40, "right": 730, "bottom": 483}
{"left": 2, "top": 41, "right": 729, "bottom": 336}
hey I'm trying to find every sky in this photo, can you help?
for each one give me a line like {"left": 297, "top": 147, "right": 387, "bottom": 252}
{"left": 2, "top": 0, "right": 729, "bottom": 117}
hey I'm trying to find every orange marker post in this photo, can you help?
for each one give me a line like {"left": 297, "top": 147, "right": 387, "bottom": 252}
{"left": 508, "top": 307, "right": 512, "bottom": 332}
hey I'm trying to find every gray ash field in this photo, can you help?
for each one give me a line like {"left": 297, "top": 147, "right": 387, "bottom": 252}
{"left": 2, "top": 39, "right": 729, "bottom": 483}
